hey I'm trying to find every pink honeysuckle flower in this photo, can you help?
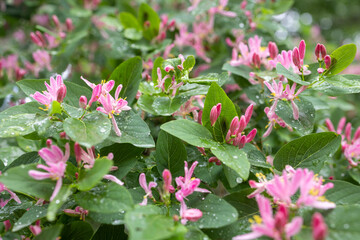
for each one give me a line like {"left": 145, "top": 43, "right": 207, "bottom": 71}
{"left": 29, "top": 220, "right": 41, "bottom": 236}
{"left": 31, "top": 75, "right": 67, "bottom": 108}
{"left": 139, "top": 173, "right": 157, "bottom": 206}
{"left": 96, "top": 84, "right": 131, "bottom": 137}
{"left": 173, "top": 96, "right": 200, "bottom": 120}
{"left": 155, "top": 67, "right": 170, "bottom": 92}
{"left": 175, "top": 161, "right": 210, "bottom": 202}
{"left": 247, "top": 166, "right": 296, "bottom": 198}
{"left": 263, "top": 107, "right": 293, "bottom": 138}
{"left": 64, "top": 206, "right": 89, "bottom": 220}
{"left": 29, "top": 142, "right": 70, "bottom": 201}
{"left": 296, "top": 168, "right": 335, "bottom": 209}
{"left": 32, "top": 50, "right": 52, "bottom": 72}
{"left": 74, "top": 142, "right": 124, "bottom": 185}
{"left": 210, "top": 103, "right": 222, "bottom": 126}
{"left": 81, "top": 76, "right": 115, "bottom": 96}
{"left": 233, "top": 195, "right": 303, "bottom": 240}
{"left": 179, "top": 200, "right": 203, "bottom": 225}
{"left": 283, "top": 83, "right": 307, "bottom": 120}
{"left": 209, "top": 0, "right": 237, "bottom": 18}
{"left": 162, "top": 169, "right": 175, "bottom": 194}
{"left": 264, "top": 80, "right": 285, "bottom": 117}
{"left": 0, "top": 172, "right": 21, "bottom": 206}
{"left": 325, "top": 118, "right": 360, "bottom": 166}
{"left": 312, "top": 213, "right": 328, "bottom": 240}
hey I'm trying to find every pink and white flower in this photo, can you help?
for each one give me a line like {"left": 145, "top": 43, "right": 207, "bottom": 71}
{"left": 31, "top": 75, "right": 66, "bottom": 107}
{"left": 139, "top": 173, "right": 157, "bottom": 206}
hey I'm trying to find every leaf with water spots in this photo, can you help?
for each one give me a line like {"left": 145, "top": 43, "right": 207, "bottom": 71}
{"left": 63, "top": 112, "right": 111, "bottom": 148}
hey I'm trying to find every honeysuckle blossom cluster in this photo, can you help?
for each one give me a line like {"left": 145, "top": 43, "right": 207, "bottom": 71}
{"left": 326, "top": 117, "right": 360, "bottom": 167}
{"left": 263, "top": 106, "right": 293, "bottom": 138}
{"left": 139, "top": 161, "right": 209, "bottom": 225}
{"left": 0, "top": 54, "right": 27, "bottom": 81}
{"left": 29, "top": 140, "right": 70, "bottom": 201}
{"left": 233, "top": 166, "right": 333, "bottom": 240}
{"left": 81, "top": 76, "right": 131, "bottom": 136}
{"left": 173, "top": 95, "right": 204, "bottom": 122}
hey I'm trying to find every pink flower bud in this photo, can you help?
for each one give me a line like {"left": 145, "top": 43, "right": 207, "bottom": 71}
{"left": 246, "top": 128, "right": 257, "bottom": 143}
{"left": 182, "top": 208, "right": 203, "bottom": 222}
{"left": 345, "top": 122, "right": 352, "bottom": 142}
{"left": 60, "top": 132, "right": 67, "bottom": 139}
{"left": 208, "top": 156, "right": 221, "bottom": 165}
{"left": 354, "top": 127, "right": 360, "bottom": 140}
{"left": 320, "top": 45, "right": 327, "bottom": 60}
{"left": 292, "top": 47, "right": 301, "bottom": 69}
{"left": 30, "top": 32, "right": 43, "bottom": 47}
{"left": 324, "top": 55, "right": 331, "bottom": 69}
{"left": 230, "top": 116, "right": 240, "bottom": 134}
{"left": 238, "top": 116, "right": 246, "bottom": 133}
{"left": 197, "top": 110, "right": 203, "bottom": 125}
{"left": 66, "top": 18, "right": 74, "bottom": 31}
{"left": 4, "top": 220, "right": 11, "bottom": 231}
{"left": 210, "top": 103, "right": 222, "bottom": 126}
{"left": 317, "top": 68, "right": 325, "bottom": 74}
{"left": 79, "top": 96, "right": 87, "bottom": 109}
{"left": 241, "top": 0, "right": 247, "bottom": 9}
{"left": 312, "top": 213, "right": 328, "bottom": 240}
{"left": 163, "top": 169, "right": 175, "bottom": 193}
{"left": 238, "top": 135, "right": 247, "bottom": 149}
{"left": 325, "top": 118, "right": 335, "bottom": 132}
{"left": 74, "top": 142, "right": 82, "bottom": 165}
{"left": 244, "top": 104, "right": 254, "bottom": 124}
{"left": 337, "top": 117, "right": 346, "bottom": 134}
{"left": 299, "top": 40, "right": 306, "bottom": 60}
{"left": 197, "top": 147, "right": 206, "bottom": 156}
{"left": 56, "top": 85, "right": 67, "bottom": 103}
{"left": 16, "top": 68, "right": 26, "bottom": 81}
{"left": 315, "top": 43, "right": 321, "bottom": 60}
{"left": 164, "top": 65, "right": 174, "bottom": 72}
{"left": 52, "top": 15, "right": 60, "bottom": 28}
{"left": 107, "top": 153, "right": 114, "bottom": 160}
{"left": 252, "top": 53, "right": 261, "bottom": 68}
{"left": 46, "top": 139, "right": 52, "bottom": 148}
{"left": 268, "top": 42, "right": 278, "bottom": 59}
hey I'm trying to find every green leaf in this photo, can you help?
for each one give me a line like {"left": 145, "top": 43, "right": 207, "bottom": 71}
{"left": 63, "top": 112, "right": 111, "bottom": 148}
{"left": 327, "top": 43, "right": 357, "bottom": 76}
{"left": 88, "top": 212, "right": 125, "bottom": 225}
{"left": 223, "top": 189, "right": 258, "bottom": 218}
{"left": 186, "top": 193, "right": 238, "bottom": 229}
{"left": 74, "top": 183, "right": 133, "bottom": 214}
{"left": 125, "top": 205, "right": 187, "bottom": 240}
{"left": 60, "top": 221, "right": 94, "bottom": 240}
{"left": 186, "top": 73, "right": 228, "bottom": 85}
{"left": 0, "top": 146, "right": 25, "bottom": 166}
{"left": 0, "top": 164, "right": 56, "bottom": 200}
{"left": 47, "top": 185, "right": 74, "bottom": 221}
{"left": 0, "top": 114, "right": 44, "bottom": 138}
{"left": 0, "top": 102, "right": 44, "bottom": 117}
{"left": 137, "top": 94, "right": 189, "bottom": 116}
{"left": 273, "top": 132, "right": 341, "bottom": 172}
{"left": 34, "top": 224, "right": 63, "bottom": 240}
{"left": 275, "top": 97, "right": 315, "bottom": 135}
{"left": 62, "top": 103, "right": 84, "bottom": 118}
{"left": 311, "top": 75, "right": 360, "bottom": 96}
{"left": 152, "top": 57, "right": 164, "bottom": 85}
{"left": 183, "top": 55, "right": 196, "bottom": 71}
{"left": 92, "top": 225, "right": 127, "bottom": 239}
{"left": 107, "top": 110, "right": 155, "bottom": 148}
{"left": 77, "top": 157, "right": 113, "bottom": 191}
{"left": 13, "top": 205, "right": 48, "bottom": 231}
{"left": 100, "top": 143, "right": 143, "bottom": 179}
{"left": 325, "top": 180, "right": 360, "bottom": 205}
{"left": 222, "top": 63, "right": 252, "bottom": 79}
{"left": 210, "top": 144, "right": 250, "bottom": 180}
{"left": 17, "top": 80, "right": 92, "bottom": 107}
{"left": 276, "top": 63, "right": 310, "bottom": 85}
{"left": 119, "top": 12, "right": 141, "bottom": 30}
{"left": 202, "top": 83, "right": 238, "bottom": 142}
{"left": 160, "top": 119, "right": 216, "bottom": 148}
{"left": 325, "top": 205, "right": 360, "bottom": 240}
{"left": 124, "top": 28, "right": 143, "bottom": 40}
{"left": 155, "top": 130, "right": 186, "bottom": 177}
{"left": 138, "top": 3, "right": 160, "bottom": 40}
{"left": 109, "top": 57, "right": 143, "bottom": 104}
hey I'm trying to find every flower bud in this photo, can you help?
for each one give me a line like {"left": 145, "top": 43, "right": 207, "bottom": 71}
{"left": 79, "top": 96, "right": 87, "bottom": 109}
{"left": 268, "top": 42, "right": 278, "bottom": 59}
{"left": 66, "top": 18, "right": 74, "bottom": 31}
{"left": 182, "top": 208, "right": 203, "bottom": 222}
{"left": 299, "top": 40, "right": 306, "bottom": 60}
{"left": 74, "top": 142, "right": 82, "bottom": 165}
{"left": 164, "top": 65, "right": 174, "bottom": 72}
{"left": 52, "top": 15, "right": 60, "bottom": 28}
{"left": 246, "top": 128, "right": 257, "bottom": 143}
{"left": 324, "top": 55, "right": 331, "bottom": 69}
{"left": 317, "top": 68, "right": 325, "bottom": 74}
{"left": 292, "top": 47, "right": 301, "bottom": 69}
{"left": 56, "top": 85, "right": 67, "bottom": 103}
{"left": 230, "top": 116, "right": 240, "bottom": 134}
{"left": 252, "top": 53, "right": 261, "bottom": 68}
{"left": 210, "top": 103, "right": 222, "bottom": 126}
{"left": 244, "top": 104, "right": 254, "bottom": 124}
{"left": 312, "top": 213, "right": 328, "bottom": 240}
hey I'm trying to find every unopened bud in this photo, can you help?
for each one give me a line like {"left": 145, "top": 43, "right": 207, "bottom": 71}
{"left": 79, "top": 96, "right": 87, "bottom": 109}
{"left": 60, "top": 132, "right": 67, "bottom": 139}
{"left": 252, "top": 53, "right": 261, "bottom": 68}
{"left": 164, "top": 65, "right": 174, "bottom": 72}
{"left": 292, "top": 47, "right": 301, "bottom": 69}
{"left": 312, "top": 213, "right": 328, "bottom": 240}
{"left": 298, "top": 40, "right": 306, "bottom": 60}
{"left": 56, "top": 85, "right": 67, "bottom": 103}
{"left": 210, "top": 103, "right": 222, "bottom": 126}
{"left": 324, "top": 55, "right": 331, "bottom": 69}
{"left": 52, "top": 15, "right": 60, "bottom": 28}
{"left": 268, "top": 42, "right": 278, "bottom": 59}
{"left": 66, "top": 18, "right": 74, "bottom": 31}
